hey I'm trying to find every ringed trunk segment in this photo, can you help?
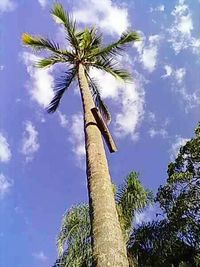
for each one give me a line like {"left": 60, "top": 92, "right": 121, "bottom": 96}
{"left": 78, "top": 63, "right": 129, "bottom": 267}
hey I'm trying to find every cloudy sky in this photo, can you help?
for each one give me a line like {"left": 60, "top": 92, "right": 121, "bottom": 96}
{"left": 0, "top": 0, "right": 199, "bottom": 266}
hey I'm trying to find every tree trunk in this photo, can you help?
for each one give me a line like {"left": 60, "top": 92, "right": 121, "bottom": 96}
{"left": 78, "top": 63, "right": 129, "bottom": 267}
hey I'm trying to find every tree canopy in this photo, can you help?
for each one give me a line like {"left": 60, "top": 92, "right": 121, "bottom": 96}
{"left": 129, "top": 123, "right": 200, "bottom": 266}
{"left": 22, "top": 3, "right": 140, "bottom": 124}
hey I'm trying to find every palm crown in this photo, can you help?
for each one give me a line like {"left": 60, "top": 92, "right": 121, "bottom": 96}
{"left": 22, "top": 3, "right": 140, "bottom": 124}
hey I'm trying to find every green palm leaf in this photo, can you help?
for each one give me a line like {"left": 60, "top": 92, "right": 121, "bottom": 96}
{"left": 22, "top": 33, "right": 72, "bottom": 58}
{"left": 47, "top": 68, "right": 77, "bottom": 113}
{"left": 36, "top": 55, "right": 67, "bottom": 68}
{"left": 89, "top": 31, "right": 140, "bottom": 59}
{"left": 51, "top": 3, "right": 78, "bottom": 51}
{"left": 116, "top": 172, "right": 153, "bottom": 240}
{"left": 55, "top": 204, "right": 93, "bottom": 267}
{"left": 91, "top": 58, "right": 132, "bottom": 81}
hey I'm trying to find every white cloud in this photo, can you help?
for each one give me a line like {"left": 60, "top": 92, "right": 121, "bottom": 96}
{"left": 37, "top": 0, "right": 48, "bottom": 8}
{"left": 170, "top": 136, "right": 189, "bottom": 160}
{"left": 90, "top": 68, "right": 121, "bottom": 100}
{"left": 168, "top": 0, "right": 194, "bottom": 54}
{"left": 174, "top": 68, "right": 186, "bottom": 84}
{"left": 135, "top": 34, "right": 161, "bottom": 72}
{"left": 162, "top": 65, "right": 199, "bottom": 110}
{"left": 68, "top": 113, "right": 85, "bottom": 166}
{"left": 162, "top": 65, "right": 186, "bottom": 84}
{"left": 177, "top": 87, "right": 200, "bottom": 112}
{"left": 147, "top": 111, "right": 156, "bottom": 123}
{"left": 90, "top": 68, "right": 145, "bottom": 139}
{"left": 0, "top": 65, "right": 4, "bottom": 71}
{"left": 33, "top": 251, "right": 48, "bottom": 261}
{"left": 114, "top": 80, "right": 145, "bottom": 139}
{"left": 22, "top": 52, "right": 54, "bottom": 108}
{"left": 0, "top": 133, "right": 11, "bottom": 163}
{"left": 167, "top": 0, "right": 200, "bottom": 55}
{"left": 150, "top": 5, "right": 165, "bottom": 12}
{"left": 141, "top": 47, "right": 157, "bottom": 72}
{"left": 73, "top": 0, "right": 129, "bottom": 36}
{"left": 134, "top": 205, "right": 159, "bottom": 225}
{"left": 191, "top": 38, "right": 200, "bottom": 56}
{"left": 148, "top": 128, "right": 168, "bottom": 139}
{"left": 0, "top": 0, "right": 16, "bottom": 13}
{"left": 57, "top": 111, "right": 68, "bottom": 128}
{"left": 21, "top": 121, "right": 40, "bottom": 162}
{"left": 162, "top": 65, "right": 173, "bottom": 78}
{"left": 0, "top": 173, "right": 13, "bottom": 199}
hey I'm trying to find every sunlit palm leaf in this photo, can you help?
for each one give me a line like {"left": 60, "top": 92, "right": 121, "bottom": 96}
{"left": 80, "top": 28, "right": 102, "bottom": 56}
{"left": 86, "top": 73, "right": 111, "bottom": 124}
{"left": 51, "top": 3, "right": 78, "bottom": 50}
{"left": 47, "top": 68, "right": 77, "bottom": 113}
{"left": 89, "top": 31, "right": 140, "bottom": 59}
{"left": 92, "top": 58, "right": 132, "bottom": 81}
{"left": 36, "top": 56, "right": 66, "bottom": 68}
{"left": 22, "top": 33, "right": 72, "bottom": 58}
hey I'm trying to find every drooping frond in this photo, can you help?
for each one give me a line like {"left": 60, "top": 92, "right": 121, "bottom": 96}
{"left": 91, "top": 58, "right": 132, "bottom": 81}
{"left": 47, "top": 68, "right": 77, "bottom": 113}
{"left": 86, "top": 73, "right": 111, "bottom": 124}
{"left": 55, "top": 204, "right": 93, "bottom": 267}
{"left": 22, "top": 33, "right": 72, "bottom": 58}
{"left": 116, "top": 172, "right": 153, "bottom": 240}
{"left": 51, "top": 3, "right": 78, "bottom": 50}
{"left": 88, "top": 31, "right": 140, "bottom": 59}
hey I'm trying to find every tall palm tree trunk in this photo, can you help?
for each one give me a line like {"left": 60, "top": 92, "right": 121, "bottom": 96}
{"left": 78, "top": 63, "right": 129, "bottom": 267}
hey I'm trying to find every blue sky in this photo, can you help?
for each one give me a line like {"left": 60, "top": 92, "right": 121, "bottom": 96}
{"left": 0, "top": 0, "right": 199, "bottom": 266}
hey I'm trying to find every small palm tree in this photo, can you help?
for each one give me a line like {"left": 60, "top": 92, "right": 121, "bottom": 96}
{"left": 53, "top": 172, "right": 152, "bottom": 267}
{"left": 22, "top": 3, "right": 140, "bottom": 266}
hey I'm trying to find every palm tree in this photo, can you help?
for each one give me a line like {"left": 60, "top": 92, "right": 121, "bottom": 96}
{"left": 53, "top": 172, "right": 152, "bottom": 267}
{"left": 22, "top": 3, "right": 140, "bottom": 266}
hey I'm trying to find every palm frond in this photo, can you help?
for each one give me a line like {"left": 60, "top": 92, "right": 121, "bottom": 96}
{"left": 82, "top": 28, "right": 102, "bottom": 56}
{"left": 36, "top": 55, "right": 67, "bottom": 68}
{"left": 91, "top": 58, "right": 132, "bottom": 81}
{"left": 56, "top": 204, "right": 93, "bottom": 267}
{"left": 47, "top": 68, "right": 77, "bottom": 113}
{"left": 86, "top": 73, "right": 111, "bottom": 124}
{"left": 116, "top": 172, "right": 152, "bottom": 238}
{"left": 90, "top": 27, "right": 102, "bottom": 48}
{"left": 88, "top": 30, "right": 140, "bottom": 59}
{"left": 22, "top": 33, "right": 72, "bottom": 58}
{"left": 51, "top": 3, "right": 78, "bottom": 50}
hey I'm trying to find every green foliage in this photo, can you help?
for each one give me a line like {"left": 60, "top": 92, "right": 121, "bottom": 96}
{"left": 91, "top": 58, "right": 132, "bottom": 81}
{"left": 53, "top": 172, "right": 151, "bottom": 266}
{"left": 116, "top": 172, "right": 153, "bottom": 242}
{"left": 129, "top": 220, "right": 197, "bottom": 267}
{"left": 22, "top": 2, "right": 140, "bottom": 122}
{"left": 47, "top": 68, "right": 77, "bottom": 113}
{"left": 157, "top": 123, "right": 200, "bottom": 249}
{"left": 88, "top": 31, "right": 140, "bottom": 59}
{"left": 130, "top": 123, "right": 200, "bottom": 266}
{"left": 54, "top": 204, "right": 93, "bottom": 267}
